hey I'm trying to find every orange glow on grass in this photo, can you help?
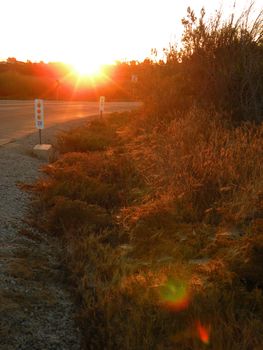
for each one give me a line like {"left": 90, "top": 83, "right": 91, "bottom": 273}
{"left": 159, "top": 277, "right": 190, "bottom": 311}
{"left": 196, "top": 321, "right": 210, "bottom": 345}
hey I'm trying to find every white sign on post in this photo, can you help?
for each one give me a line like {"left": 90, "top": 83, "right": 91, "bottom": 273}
{"left": 99, "top": 96, "right": 105, "bottom": 113}
{"left": 34, "top": 99, "right": 44, "bottom": 129}
{"left": 131, "top": 74, "right": 138, "bottom": 83}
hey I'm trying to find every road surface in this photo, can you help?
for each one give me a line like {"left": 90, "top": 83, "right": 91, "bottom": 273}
{"left": 0, "top": 100, "right": 141, "bottom": 146}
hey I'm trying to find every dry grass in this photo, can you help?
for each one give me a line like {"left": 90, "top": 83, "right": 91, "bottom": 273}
{"left": 124, "top": 108, "right": 263, "bottom": 223}
{"left": 29, "top": 108, "right": 263, "bottom": 349}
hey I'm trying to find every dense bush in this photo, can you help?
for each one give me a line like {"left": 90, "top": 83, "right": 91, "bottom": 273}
{"left": 138, "top": 6, "right": 263, "bottom": 123}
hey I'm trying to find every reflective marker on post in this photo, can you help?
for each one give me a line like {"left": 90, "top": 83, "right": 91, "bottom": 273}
{"left": 34, "top": 99, "right": 44, "bottom": 144}
{"left": 131, "top": 74, "right": 138, "bottom": 83}
{"left": 99, "top": 96, "right": 105, "bottom": 117}
{"left": 35, "top": 99, "right": 44, "bottom": 129}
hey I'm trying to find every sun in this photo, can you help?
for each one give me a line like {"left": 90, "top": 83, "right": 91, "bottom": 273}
{"left": 72, "top": 59, "right": 102, "bottom": 77}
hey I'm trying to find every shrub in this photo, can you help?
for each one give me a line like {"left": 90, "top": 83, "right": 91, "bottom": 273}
{"left": 56, "top": 113, "right": 134, "bottom": 153}
{"left": 138, "top": 6, "right": 263, "bottom": 123}
{"left": 47, "top": 197, "right": 113, "bottom": 234}
{"left": 56, "top": 119, "right": 117, "bottom": 153}
{"left": 42, "top": 149, "right": 146, "bottom": 209}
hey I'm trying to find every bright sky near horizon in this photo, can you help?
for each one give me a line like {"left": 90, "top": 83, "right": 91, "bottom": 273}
{"left": 0, "top": 0, "right": 261, "bottom": 73}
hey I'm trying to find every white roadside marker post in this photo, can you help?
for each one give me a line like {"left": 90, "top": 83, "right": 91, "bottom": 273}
{"left": 33, "top": 99, "right": 53, "bottom": 161}
{"left": 131, "top": 74, "right": 138, "bottom": 98}
{"left": 34, "top": 99, "right": 44, "bottom": 144}
{"left": 99, "top": 96, "right": 105, "bottom": 118}
{"left": 131, "top": 74, "right": 138, "bottom": 83}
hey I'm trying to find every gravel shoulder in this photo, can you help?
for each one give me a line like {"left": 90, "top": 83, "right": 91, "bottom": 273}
{"left": 0, "top": 118, "right": 93, "bottom": 350}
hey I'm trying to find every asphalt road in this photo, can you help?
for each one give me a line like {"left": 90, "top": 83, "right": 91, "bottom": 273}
{"left": 0, "top": 100, "right": 141, "bottom": 146}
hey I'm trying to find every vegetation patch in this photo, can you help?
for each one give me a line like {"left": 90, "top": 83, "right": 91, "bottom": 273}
{"left": 30, "top": 7, "right": 263, "bottom": 349}
{"left": 30, "top": 107, "right": 263, "bottom": 349}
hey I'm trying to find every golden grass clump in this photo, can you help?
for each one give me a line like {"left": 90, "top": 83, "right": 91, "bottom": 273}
{"left": 125, "top": 108, "right": 263, "bottom": 224}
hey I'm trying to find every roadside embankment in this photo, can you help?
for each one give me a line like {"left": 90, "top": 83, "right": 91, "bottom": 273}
{"left": 0, "top": 119, "right": 92, "bottom": 349}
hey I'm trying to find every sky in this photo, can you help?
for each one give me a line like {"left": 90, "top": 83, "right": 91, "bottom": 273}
{"left": 0, "top": 0, "right": 261, "bottom": 73}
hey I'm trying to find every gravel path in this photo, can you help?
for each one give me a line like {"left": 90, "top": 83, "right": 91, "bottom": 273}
{"left": 0, "top": 119, "right": 92, "bottom": 350}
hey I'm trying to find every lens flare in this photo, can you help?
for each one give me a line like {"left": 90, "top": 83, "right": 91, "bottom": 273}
{"left": 196, "top": 321, "right": 210, "bottom": 345}
{"left": 159, "top": 277, "right": 190, "bottom": 311}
